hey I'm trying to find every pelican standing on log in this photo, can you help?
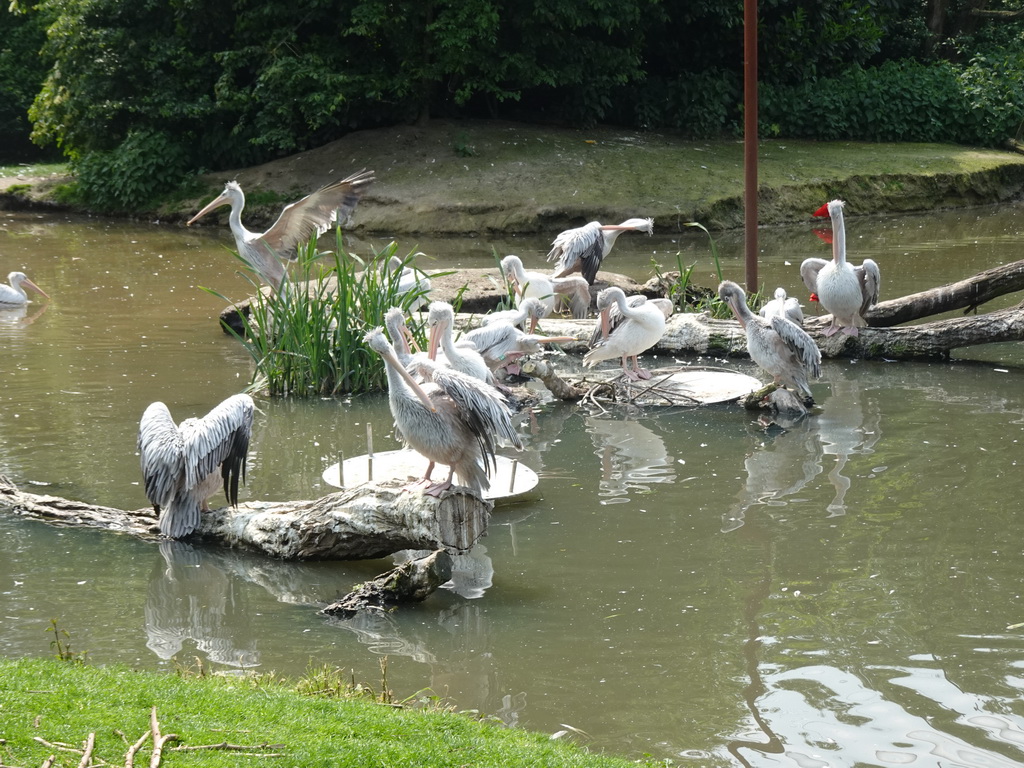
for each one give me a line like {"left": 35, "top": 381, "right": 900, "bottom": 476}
{"left": 481, "top": 297, "right": 550, "bottom": 333}
{"left": 800, "top": 199, "right": 880, "bottom": 336}
{"left": 1, "top": 272, "right": 50, "bottom": 306}
{"left": 500, "top": 255, "right": 590, "bottom": 319}
{"left": 718, "top": 281, "right": 821, "bottom": 404}
{"left": 364, "top": 328, "right": 522, "bottom": 496}
{"left": 186, "top": 170, "right": 375, "bottom": 291}
{"left": 138, "top": 393, "right": 255, "bottom": 539}
{"left": 759, "top": 287, "right": 804, "bottom": 325}
{"left": 584, "top": 287, "right": 672, "bottom": 381}
{"left": 547, "top": 218, "right": 654, "bottom": 284}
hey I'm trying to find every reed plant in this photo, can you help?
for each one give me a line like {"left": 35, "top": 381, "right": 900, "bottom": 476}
{"left": 207, "top": 232, "right": 438, "bottom": 397}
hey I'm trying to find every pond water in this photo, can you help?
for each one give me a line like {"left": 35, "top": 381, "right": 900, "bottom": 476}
{"left": 2, "top": 204, "right": 1024, "bottom": 767}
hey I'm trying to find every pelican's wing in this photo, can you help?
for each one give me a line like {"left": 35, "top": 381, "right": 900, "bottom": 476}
{"left": 431, "top": 367, "right": 522, "bottom": 455}
{"left": 770, "top": 315, "right": 822, "bottom": 379}
{"left": 553, "top": 276, "right": 591, "bottom": 319}
{"left": 138, "top": 402, "right": 185, "bottom": 511}
{"left": 857, "top": 259, "right": 881, "bottom": 314}
{"left": 260, "top": 170, "right": 375, "bottom": 259}
{"left": 799, "top": 258, "right": 828, "bottom": 294}
{"left": 547, "top": 222, "right": 604, "bottom": 281}
{"left": 461, "top": 323, "right": 517, "bottom": 359}
{"left": 181, "top": 394, "right": 254, "bottom": 507}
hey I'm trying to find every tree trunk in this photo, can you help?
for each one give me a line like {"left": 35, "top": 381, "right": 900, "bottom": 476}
{"left": 0, "top": 474, "right": 489, "bottom": 561}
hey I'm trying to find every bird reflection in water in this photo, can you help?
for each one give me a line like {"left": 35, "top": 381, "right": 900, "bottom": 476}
{"left": 723, "top": 366, "right": 882, "bottom": 531}
{"left": 585, "top": 414, "right": 676, "bottom": 505}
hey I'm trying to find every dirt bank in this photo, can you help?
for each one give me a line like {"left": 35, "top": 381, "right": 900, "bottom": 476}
{"left": 4, "top": 119, "right": 1024, "bottom": 235}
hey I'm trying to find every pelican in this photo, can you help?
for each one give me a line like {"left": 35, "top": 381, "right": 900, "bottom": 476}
{"left": 1, "top": 272, "right": 50, "bottom": 306}
{"left": 387, "top": 255, "right": 432, "bottom": 311}
{"left": 547, "top": 218, "right": 654, "bottom": 284}
{"left": 500, "top": 255, "right": 590, "bottom": 319}
{"left": 481, "top": 297, "right": 550, "bottom": 333}
{"left": 138, "top": 393, "right": 254, "bottom": 539}
{"left": 583, "top": 287, "right": 671, "bottom": 380}
{"left": 459, "top": 323, "right": 574, "bottom": 372}
{"left": 186, "top": 169, "right": 375, "bottom": 291}
{"left": 718, "top": 280, "right": 821, "bottom": 403}
{"left": 427, "top": 301, "right": 492, "bottom": 383}
{"left": 759, "top": 287, "right": 804, "bottom": 326}
{"left": 364, "top": 328, "right": 522, "bottom": 496}
{"left": 800, "top": 199, "right": 880, "bottom": 336}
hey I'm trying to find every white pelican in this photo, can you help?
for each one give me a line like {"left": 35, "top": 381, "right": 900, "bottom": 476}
{"left": 718, "top": 280, "right": 821, "bottom": 403}
{"left": 459, "top": 323, "right": 573, "bottom": 372}
{"left": 387, "top": 255, "right": 432, "bottom": 311}
{"left": 500, "top": 255, "right": 590, "bottom": 319}
{"left": 186, "top": 169, "right": 374, "bottom": 291}
{"left": 547, "top": 218, "right": 654, "bottom": 284}
{"left": 481, "top": 297, "right": 550, "bottom": 333}
{"left": 800, "top": 199, "right": 880, "bottom": 336}
{"left": 759, "top": 287, "right": 804, "bottom": 325}
{"left": 1, "top": 272, "right": 50, "bottom": 306}
{"left": 138, "top": 393, "right": 255, "bottom": 539}
{"left": 427, "top": 301, "right": 492, "bottom": 383}
{"left": 583, "top": 287, "right": 671, "bottom": 380}
{"left": 364, "top": 328, "right": 522, "bottom": 496}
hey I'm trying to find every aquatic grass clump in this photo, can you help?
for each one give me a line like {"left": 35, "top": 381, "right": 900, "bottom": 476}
{"left": 209, "top": 231, "right": 437, "bottom": 397}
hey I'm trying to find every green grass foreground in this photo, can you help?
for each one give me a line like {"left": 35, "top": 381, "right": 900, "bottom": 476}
{"left": 0, "top": 657, "right": 649, "bottom": 768}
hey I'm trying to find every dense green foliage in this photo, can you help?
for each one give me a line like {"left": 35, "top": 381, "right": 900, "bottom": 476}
{"left": 215, "top": 235, "right": 435, "bottom": 397}
{"left": 3, "top": 0, "right": 1023, "bottom": 207}
{"left": 0, "top": 656, "right": 647, "bottom": 767}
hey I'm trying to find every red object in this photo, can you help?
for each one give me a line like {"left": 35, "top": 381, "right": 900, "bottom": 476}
{"left": 812, "top": 228, "right": 833, "bottom": 245}
{"left": 810, "top": 293, "right": 819, "bottom": 302}
{"left": 812, "top": 202, "right": 830, "bottom": 217}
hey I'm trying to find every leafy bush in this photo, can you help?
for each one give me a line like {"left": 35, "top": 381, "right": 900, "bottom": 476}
{"left": 73, "top": 129, "right": 190, "bottom": 211}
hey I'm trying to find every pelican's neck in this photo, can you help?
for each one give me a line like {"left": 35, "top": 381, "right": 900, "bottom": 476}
{"left": 227, "top": 191, "right": 252, "bottom": 241}
{"left": 831, "top": 205, "right": 847, "bottom": 266}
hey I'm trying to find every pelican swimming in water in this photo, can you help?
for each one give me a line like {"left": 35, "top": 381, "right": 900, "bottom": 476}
{"left": 584, "top": 287, "right": 672, "bottom": 380}
{"left": 481, "top": 297, "right": 550, "bottom": 333}
{"left": 365, "top": 327, "right": 522, "bottom": 496}
{"left": 759, "top": 287, "right": 804, "bottom": 326}
{"left": 500, "top": 255, "right": 590, "bottom": 319}
{"left": 186, "top": 169, "right": 374, "bottom": 291}
{"left": 718, "top": 280, "right": 821, "bottom": 403}
{"left": 547, "top": 218, "right": 654, "bottom": 284}
{"left": 1, "top": 272, "right": 50, "bottom": 306}
{"left": 800, "top": 199, "right": 880, "bottom": 336}
{"left": 138, "top": 393, "right": 254, "bottom": 539}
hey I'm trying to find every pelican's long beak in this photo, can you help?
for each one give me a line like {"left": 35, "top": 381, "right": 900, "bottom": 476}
{"left": 392, "top": 356, "right": 436, "bottom": 412}
{"left": 528, "top": 313, "right": 539, "bottom": 334}
{"left": 23, "top": 278, "right": 50, "bottom": 300}
{"left": 535, "top": 336, "right": 575, "bottom": 344}
{"left": 427, "top": 322, "right": 441, "bottom": 361}
{"left": 599, "top": 308, "right": 612, "bottom": 341}
{"left": 187, "top": 191, "right": 231, "bottom": 226}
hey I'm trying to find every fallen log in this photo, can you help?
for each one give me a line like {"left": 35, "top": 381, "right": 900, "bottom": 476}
{"left": 0, "top": 474, "right": 490, "bottom": 561}
{"left": 320, "top": 549, "right": 453, "bottom": 619}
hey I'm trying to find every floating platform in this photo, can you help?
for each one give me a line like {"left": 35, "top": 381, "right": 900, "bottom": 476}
{"left": 322, "top": 450, "right": 539, "bottom": 500}
{"left": 596, "top": 367, "right": 764, "bottom": 407}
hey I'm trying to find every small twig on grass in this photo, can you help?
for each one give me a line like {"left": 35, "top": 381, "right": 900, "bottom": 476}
{"left": 124, "top": 730, "right": 151, "bottom": 768}
{"left": 32, "top": 738, "right": 80, "bottom": 753}
{"left": 170, "top": 742, "right": 285, "bottom": 752}
{"left": 76, "top": 733, "right": 95, "bottom": 768}
{"left": 149, "top": 707, "right": 178, "bottom": 768}
{"left": 40, "top": 758, "right": 56, "bottom": 768}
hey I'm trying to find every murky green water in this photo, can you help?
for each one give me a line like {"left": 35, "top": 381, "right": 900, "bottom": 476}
{"left": 2, "top": 205, "right": 1024, "bottom": 766}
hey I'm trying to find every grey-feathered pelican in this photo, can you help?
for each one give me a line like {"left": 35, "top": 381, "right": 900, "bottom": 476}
{"left": 800, "top": 199, "right": 880, "bottom": 336}
{"left": 500, "top": 255, "right": 590, "bottom": 319}
{"left": 138, "top": 393, "right": 255, "bottom": 539}
{"left": 546, "top": 218, "right": 654, "bottom": 284}
{"left": 459, "top": 322, "right": 574, "bottom": 372}
{"left": 0, "top": 271, "right": 50, "bottom": 306}
{"left": 481, "top": 297, "right": 550, "bottom": 333}
{"left": 186, "top": 169, "right": 374, "bottom": 291}
{"left": 759, "top": 286, "right": 804, "bottom": 326}
{"left": 365, "top": 327, "right": 522, "bottom": 496}
{"left": 718, "top": 280, "right": 821, "bottom": 403}
{"left": 584, "top": 287, "right": 671, "bottom": 380}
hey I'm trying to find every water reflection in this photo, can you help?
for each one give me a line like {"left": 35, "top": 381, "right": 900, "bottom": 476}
{"left": 723, "top": 365, "right": 882, "bottom": 531}
{"left": 585, "top": 413, "right": 676, "bottom": 504}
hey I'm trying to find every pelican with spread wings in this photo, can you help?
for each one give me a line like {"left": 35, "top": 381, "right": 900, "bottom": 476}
{"left": 138, "top": 394, "right": 255, "bottom": 539}
{"left": 547, "top": 218, "right": 654, "bottom": 284}
{"left": 187, "top": 170, "right": 374, "bottom": 290}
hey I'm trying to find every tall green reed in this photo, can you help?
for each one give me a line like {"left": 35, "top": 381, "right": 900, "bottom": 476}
{"left": 206, "top": 232, "right": 437, "bottom": 397}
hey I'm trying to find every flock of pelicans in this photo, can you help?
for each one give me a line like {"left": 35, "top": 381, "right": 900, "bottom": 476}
{"left": 3, "top": 170, "right": 881, "bottom": 542}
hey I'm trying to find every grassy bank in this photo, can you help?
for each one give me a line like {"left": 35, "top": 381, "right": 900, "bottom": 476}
{"left": 0, "top": 657, "right": 648, "bottom": 768}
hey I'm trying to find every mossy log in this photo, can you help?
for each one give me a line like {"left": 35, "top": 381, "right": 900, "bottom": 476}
{"left": 0, "top": 474, "right": 489, "bottom": 561}
{"left": 320, "top": 549, "right": 453, "bottom": 618}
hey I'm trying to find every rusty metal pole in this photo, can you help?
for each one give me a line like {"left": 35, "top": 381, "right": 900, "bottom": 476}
{"left": 744, "top": 0, "right": 759, "bottom": 292}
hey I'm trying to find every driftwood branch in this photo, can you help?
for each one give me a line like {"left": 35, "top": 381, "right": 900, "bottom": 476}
{"left": 320, "top": 549, "right": 453, "bottom": 619}
{"left": 0, "top": 474, "right": 489, "bottom": 561}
